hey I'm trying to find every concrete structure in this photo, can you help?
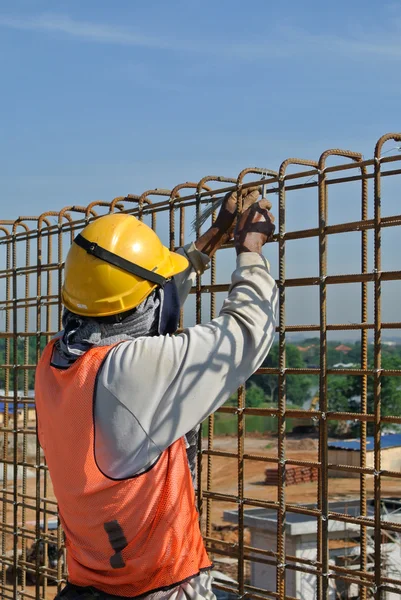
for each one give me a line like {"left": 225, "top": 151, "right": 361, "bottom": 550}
{"left": 224, "top": 500, "right": 401, "bottom": 600}
{"left": 328, "top": 434, "right": 401, "bottom": 478}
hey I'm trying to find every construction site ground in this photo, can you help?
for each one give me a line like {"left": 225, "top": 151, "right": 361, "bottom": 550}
{"left": 5, "top": 434, "right": 401, "bottom": 597}
{"left": 201, "top": 435, "right": 400, "bottom": 524}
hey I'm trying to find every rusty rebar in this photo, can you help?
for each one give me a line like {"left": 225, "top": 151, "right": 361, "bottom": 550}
{"left": 0, "top": 134, "right": 400, "bottom": 600}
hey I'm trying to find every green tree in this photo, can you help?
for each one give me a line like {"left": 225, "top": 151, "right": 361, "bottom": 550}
{"left": 327, "top": 375, "right": 355, "bottom": 412}
{"left": 327, "top": 375, "right": 359, "bottom": 436}
{"left": 250, "top": 343, "right": 313, "bottom": 406}
{"left": 245, "top": 383, "right": 265, "bottom": 408}
{"left": 0, "top": 336, "right": 46, "bottom": 391}
{"left": 326, "top": 354, "right": 401, "bottom": 435}
{"left": 366, "top": 355, "right": 401, "bottom": 426}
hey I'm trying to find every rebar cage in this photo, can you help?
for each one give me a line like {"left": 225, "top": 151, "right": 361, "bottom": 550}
{"left": 1, "top": 132, "right": 401, "bottom": 600}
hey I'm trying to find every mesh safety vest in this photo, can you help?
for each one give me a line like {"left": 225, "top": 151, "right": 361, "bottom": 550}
{"left": 35, "top": 340, "right": 211, "bottom": 597}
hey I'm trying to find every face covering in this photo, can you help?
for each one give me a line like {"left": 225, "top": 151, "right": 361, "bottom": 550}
{"left": 158, "top": 279, "right": 181, "bottom": 335}
{"left": 56, "top": 279, "right": 180, "bottom": 366}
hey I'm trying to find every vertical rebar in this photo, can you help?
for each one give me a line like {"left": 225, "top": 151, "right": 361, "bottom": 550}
{"left": 317, "top": 155, "right": 328, "bottom": 600}
{"left": 1, "top": 227, "right": 11, "bottom": 599}
{"left": 206, "top": 206, "right": 216, "bottom": 541}
{"left": 20, "top": 225, "right": 30, "bottom": 596}
{"left": 35, "top": 217, "right": 43, "bottom": 600}
{"left": 373, "top": 141, "right": 383, "bottom": 600}
{"left": 318, "top": 148, "right": 363, "bottom": 598}
{"left": 276, "top": 167, "right": 287, "bottom": 599}
{"left": 179, "top": 206, "right": 185, "bottom": 330}
{"left": 276, "top": 157, "right": 318, "bottom": 598}
{"left": 359, "top": 164, "right": 368, "bottom": 600}
{"left": 195, "top": 189, "right": 204, "bottom": 525}
{"left": 57, "top": 212, "right": 65, "bottom": 595}
{"left": 373, "top": 133, "right": 401, "bottom": 600}
{"left": 11, "top": 226, "right": 19, "bottom": 600}
{"left": 236, "top": 184, "right": 245, "bottom": 595}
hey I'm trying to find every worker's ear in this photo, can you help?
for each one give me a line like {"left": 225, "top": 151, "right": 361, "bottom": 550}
{"left": 158, "top": 280, "right": 180, "bottom": 335}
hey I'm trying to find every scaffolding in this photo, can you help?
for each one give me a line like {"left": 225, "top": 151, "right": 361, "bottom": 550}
{"left": 0, "top": 132, "right": 401, "bottom": 600}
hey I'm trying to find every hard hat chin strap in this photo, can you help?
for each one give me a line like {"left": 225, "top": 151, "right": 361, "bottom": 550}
{"left": 74, "top": 234, "right": 167, "bottom": 287}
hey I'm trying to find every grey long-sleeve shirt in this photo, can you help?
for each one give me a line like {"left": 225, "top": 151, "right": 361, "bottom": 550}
{"left": 92, "top": 248, "right": 278, "bottom": 480}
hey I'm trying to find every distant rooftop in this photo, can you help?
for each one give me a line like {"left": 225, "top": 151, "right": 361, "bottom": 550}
{"left": 335, "top": 344, "right": 352, "bottom": 353}
{"left": 224, "top": 498, "right": 401, "bottom": 536}
{"left": 328, "top": 434, "right": 401, "bottom": 451}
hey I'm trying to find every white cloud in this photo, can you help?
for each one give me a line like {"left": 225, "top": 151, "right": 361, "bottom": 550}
{"left": 281, "top": 25, "right": 401, "bottom": 60}
{"left": 0, "top": 13, "right": 176, "bottom": 50}
{"left": 0, "top": 12, "right": 401, "bottom": 62}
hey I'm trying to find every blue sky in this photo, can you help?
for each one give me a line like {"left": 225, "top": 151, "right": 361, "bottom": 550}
{"left": 1, "top": 0, "right": 400, "bottom": 216}
{"left": 0, "top": 0, "right": 400, "bottom": 333}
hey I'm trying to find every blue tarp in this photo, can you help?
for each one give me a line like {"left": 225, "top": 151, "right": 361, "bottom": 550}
{"left": 328, "top": 434, "right": 401, "bottom": 451}
{"left": 0, "top": 401, "right": 35, "bottom": 414}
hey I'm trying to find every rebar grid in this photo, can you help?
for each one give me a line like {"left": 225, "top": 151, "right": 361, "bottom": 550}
{"left": 0, "top": 133, "right": 401, "bottom": 599}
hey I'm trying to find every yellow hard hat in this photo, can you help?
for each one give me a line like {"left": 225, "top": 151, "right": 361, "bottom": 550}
{"left": 61, "top": 213, "right": 189, "bottom": 317}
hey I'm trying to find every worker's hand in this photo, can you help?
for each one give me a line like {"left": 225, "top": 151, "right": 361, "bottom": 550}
{"left": 234, "top": 200, "right": 275, "bottom": 255}
{"left": 194, "top": 188, "right": 269, "bottom": 258}
{"left": 214, "top": 187, "right": 261, "bottom": 242}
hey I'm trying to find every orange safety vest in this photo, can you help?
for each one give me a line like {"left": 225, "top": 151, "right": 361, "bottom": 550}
{"left": 35, "top": 339, "right": 211, "bottom": 597}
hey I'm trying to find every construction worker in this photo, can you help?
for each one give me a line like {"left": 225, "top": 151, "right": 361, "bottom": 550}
{"left": 35, "top": 189, "right": 277, "bottom": 600}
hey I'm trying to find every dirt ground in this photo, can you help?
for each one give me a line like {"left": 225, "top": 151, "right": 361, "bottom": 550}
{"left": 3, "top": 434, "right": 400, "bottom": 598}
{"left": 200, "top": 435, "right": 400, "bottom": 525}
{"left": 200, "top": 435, "right": 401, "bottom": 582}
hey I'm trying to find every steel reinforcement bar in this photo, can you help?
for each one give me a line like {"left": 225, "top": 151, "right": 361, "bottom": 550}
{"left": 0, "top": 133, "right": 400, "bottom": 600}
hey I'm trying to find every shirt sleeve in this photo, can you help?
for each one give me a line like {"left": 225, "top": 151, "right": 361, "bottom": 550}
{"left": 94, "top": 252, "right": 277, "bottom": 478}
{"left": 174, "top": 243, "right": 210, "bottom": 306}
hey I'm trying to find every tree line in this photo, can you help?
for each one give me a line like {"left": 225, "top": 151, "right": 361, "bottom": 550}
{"left": 242, "top": 339, "right": 401, "bottom": 435}
{"left": 1, "top": 337, "right": 401, "bottom": 436}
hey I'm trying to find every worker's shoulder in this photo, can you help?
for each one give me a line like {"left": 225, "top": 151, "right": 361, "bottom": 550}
{"left": 101, "top": 334, "right": 186, "bottom": 370}
{"left": 96, "top": 336, "right": 187, "bottom": 398}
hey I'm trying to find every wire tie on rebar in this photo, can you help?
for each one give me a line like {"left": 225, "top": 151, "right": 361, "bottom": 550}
{"left": 277, "top": 562, "right": 286, "bottom": 569}
{"left": 374, "top": 470, "right": 382, "bottom": 477}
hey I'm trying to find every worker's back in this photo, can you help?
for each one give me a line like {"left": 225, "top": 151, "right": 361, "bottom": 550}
{"left": 35, "top": 199, "right": 277, "bottom": 600}
{"left": 35, "top": 339, "right": 210, "bottom": 598}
